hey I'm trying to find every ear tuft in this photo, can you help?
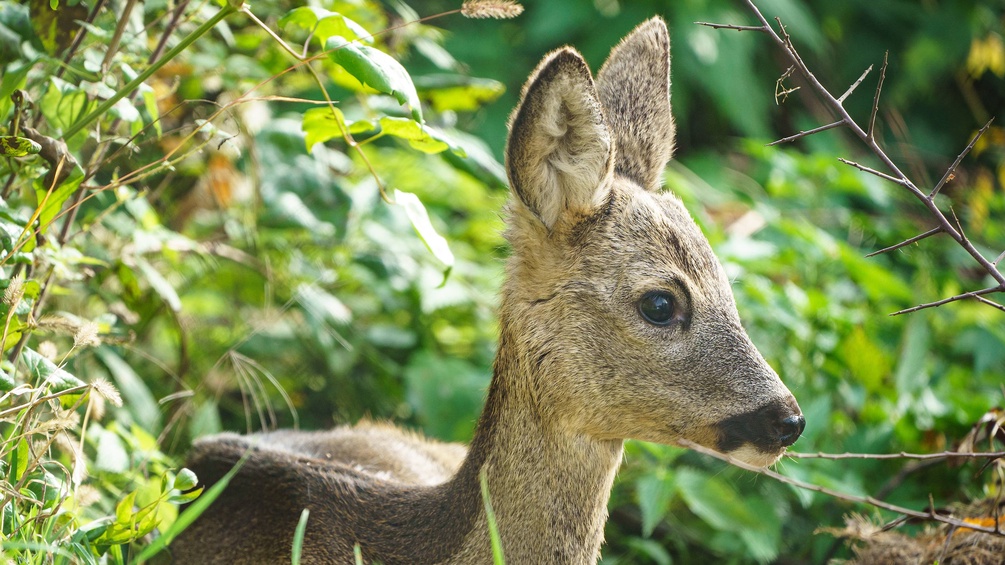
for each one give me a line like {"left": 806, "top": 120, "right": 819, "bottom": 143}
{"left": 505, "top": 47, "right": 614, "bottom": 232}
{"left": 596, "top": 17, "right": 675, "bottom": 192}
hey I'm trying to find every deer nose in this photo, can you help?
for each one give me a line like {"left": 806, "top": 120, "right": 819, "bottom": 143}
{"left": 777, "top": 415, "right": 805, "bottom": 447}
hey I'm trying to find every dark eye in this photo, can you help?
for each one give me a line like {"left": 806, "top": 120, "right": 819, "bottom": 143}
{"left": 638, "top": 291, "right": 676, "bottom": 326}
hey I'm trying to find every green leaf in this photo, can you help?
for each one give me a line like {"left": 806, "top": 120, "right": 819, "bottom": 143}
{"left": 301, "top": 106, "right": 347, "bottom": 152}
{"left": 135, "top": 257, "right": 182, "bottom": 312}
{"left": 291, "top": 508, "right": 309, "bottom": 565}
{"left": 279, "top": 7, "right": 370, "bottom": 46}
{"left": 894, "top": 316, "right": 929, "bottom": 397}
{"left": 479, "top": 469, "right": 505, "bottom": 565}
{"left": 20, "top": 347, "right": 85, "bottom": 399}
{"left": 94, "top": 347, "right": 161, "bottom": 431}
{"left": 636, "top": 469, "right": 675, "bottom": 537}
{"left": 114, "top": 491, "right": 136, "bottom": 526}
{"left": 94, "top": 426, "right": 129, "bottom": 473}
{"left": 377, "top": 116, "right": 462, "bottom": 155}
{"left": 0, "top": 366, "right": 14, "bottom": 391}
{"left": 840, "top": 326, "right": 890, "bottom": 393}
{"left": 414, "top": 75, "right": 506, "bottom": 112}
{"left": 32, "top": 163, "right": 84, "bottom": 236}
{"left": 394, "top": 190, "right": 454, "bottom": 274}
{"left": 133, "top": 453, "right": 250, "bottom": 563}
{"left": 0, "top": 136, "right": 41, "bottom": 157}
{"left": 326, "top": 36, "right": 422, "bottom": 122}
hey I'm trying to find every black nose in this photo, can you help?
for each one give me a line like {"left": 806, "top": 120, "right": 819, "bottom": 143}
{"left": 777, "top": 415, "right": 805, "bottom": 447}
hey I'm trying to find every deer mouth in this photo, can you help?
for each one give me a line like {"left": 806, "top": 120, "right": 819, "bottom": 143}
{"left": 714, "top": 397, "right": 805, "bottom": 465}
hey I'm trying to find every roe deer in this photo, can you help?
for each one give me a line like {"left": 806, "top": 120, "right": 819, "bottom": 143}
{"left": 169, "top": 17, "right": 804, "bottom": 564}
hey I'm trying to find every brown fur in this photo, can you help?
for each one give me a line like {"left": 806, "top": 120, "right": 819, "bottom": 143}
{"left": 169, "top": 18, "right": 803, "bottom": 564}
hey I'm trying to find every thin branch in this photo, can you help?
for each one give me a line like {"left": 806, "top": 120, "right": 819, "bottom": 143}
{"left": 929, "top": 118, "right": 994, "bottom": 199}
{"left": 768, "top": 121, "right": 843, "bottom": 146}
{"left": 838, "top": 158, "right": 911, "bottom": 187}
{"left": 974, "top": 295, "right": 1005, "bottom": 313}
{"left": 787, "top": 450, "right": 1005, "bottom": 461}
{"left": 679, "top": 440, "right": 1005, "bottom": 537}
{"left": 838, "top": 64, "right": 873, "bottom": 104}
{"left": 867, "top": 52, "right": 888, "bottom": 140}
{"left": 891, "top": 285, "right": 1005, "bottom": 316}
{"left": 865, "top": 227, "right": 943, "bottom": 257}
{"left": 695, "top": 21, "right": 768, "bottom": 32}
{"left": 716, "top": 0, "right": 1005, "bottom": 307}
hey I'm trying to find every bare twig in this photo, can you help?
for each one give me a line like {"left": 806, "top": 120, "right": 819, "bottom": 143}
{"left": 768, "top": 121, "right": 843, "bottom": 146}
{"left": 974, "top": 295, "right": 1005, "bottom": 313}
{"left": 838, "top": 65, "right": 873, "bottom": 104}
{"left": 707, "top": 0, "right": 1005, "bottom": 312}
{"left": 929, "top": 118, "right": 994, "bottom": 199}
{"left": 680, "top": 440, "right": 1005, "bottom": 537}
{"left": 695, "top": 21, "right": 767, "bottom": 32}
{"left": 837, "top": 158, "right": 912, "bottom": 188}
{"left": 787, "top": 450, "right": 1005, "bottom": 461}
{"left": 865, "top": 227, "right": 943, "bottom": 257}
{"left": 867, "top": 52, "right": 888, "bottom": 140}
{"left": 891, "top": 285, "right": 1005, "bottom": 316}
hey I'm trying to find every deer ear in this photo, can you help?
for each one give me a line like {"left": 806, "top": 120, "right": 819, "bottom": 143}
{"left": 506, "top": 48, "right": 614, "bottom": 231}
{"left": 595, "top": 17, "right": 675, "bottom": 192}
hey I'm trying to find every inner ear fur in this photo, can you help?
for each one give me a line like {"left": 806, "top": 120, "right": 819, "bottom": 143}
{"left": 595, "top": 17, "right": 675, "bottom": 192}
{"left": 505, "top": 47, "right": 614, "bottom": 232}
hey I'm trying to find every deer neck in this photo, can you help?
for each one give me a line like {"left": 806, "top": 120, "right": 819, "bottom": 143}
{"left": 447, "top": 332, "right": 625, "bottom": 564}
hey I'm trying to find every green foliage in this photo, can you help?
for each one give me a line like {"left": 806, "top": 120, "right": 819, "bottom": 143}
{"left": 1, "top": 0, "right": 1002, "bottom": 563}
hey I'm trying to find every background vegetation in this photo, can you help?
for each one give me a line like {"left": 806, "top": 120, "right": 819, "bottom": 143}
{"left": 0, "top": 0, "right": 1002, "bottom": 563}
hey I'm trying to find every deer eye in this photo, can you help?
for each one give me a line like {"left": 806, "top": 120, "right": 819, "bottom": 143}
{"left": 638, "top": 291, "right": 676, "bottom": 326}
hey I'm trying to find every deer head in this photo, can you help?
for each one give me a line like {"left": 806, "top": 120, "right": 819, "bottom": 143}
{"left": 501, "top": 18, "right": 803, "bottom": 467}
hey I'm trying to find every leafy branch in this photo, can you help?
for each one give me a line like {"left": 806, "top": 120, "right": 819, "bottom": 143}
{"left": 698, "top": 0, "right": 1005, "bottom": 314}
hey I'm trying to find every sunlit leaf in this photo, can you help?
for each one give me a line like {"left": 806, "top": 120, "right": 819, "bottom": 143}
{"left": 326, "top": 36, "right": 422, "bottom": 122}
{"left": 279, "top": 7, "right": 370, "bottom": 45}
{"left": 301, "top": 106, "right": 347, "bottom": 152}
{"left": 414, "top": 75, "right": 505, "bottom": 112}
{"left": 394, "top": 190, "right": 453, "bottom": 273}
{"left": 378, "top": 116, "right": 450, "bottom": 154}
{"left": 0, "top": 136, "right": 41, "bottom": 157}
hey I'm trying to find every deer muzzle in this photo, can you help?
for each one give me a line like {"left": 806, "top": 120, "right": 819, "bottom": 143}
{"left": 715, "top": 395, "right": 804, "bottom": 456}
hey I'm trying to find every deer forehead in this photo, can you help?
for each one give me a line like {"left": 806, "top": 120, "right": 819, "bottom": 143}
{"left": 580, "top": 185, "right": 731, "bottom": 299}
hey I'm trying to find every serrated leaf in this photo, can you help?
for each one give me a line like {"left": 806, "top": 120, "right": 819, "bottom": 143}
{"left": 675, "top": 467, "right": 752, "bottom": 531}
{"left": 394, "top": 190, "right": 453, "bottom": 274}
{"left": 0, "top": 135, "right": 41, "bottom": 157}
{"left": 326, "top": 36, "right": 422, "bottom": 122}
{"left": 636, "top": 469, "right": 675, "bottom": 537}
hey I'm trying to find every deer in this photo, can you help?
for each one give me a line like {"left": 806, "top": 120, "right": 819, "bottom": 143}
{"left": 168, "top": 17, "right": 804, "bottom": 564}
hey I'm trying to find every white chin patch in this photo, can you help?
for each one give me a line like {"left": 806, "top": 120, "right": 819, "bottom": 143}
{"left": 727, "top": 445, "right": 784, "bottom": 468}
